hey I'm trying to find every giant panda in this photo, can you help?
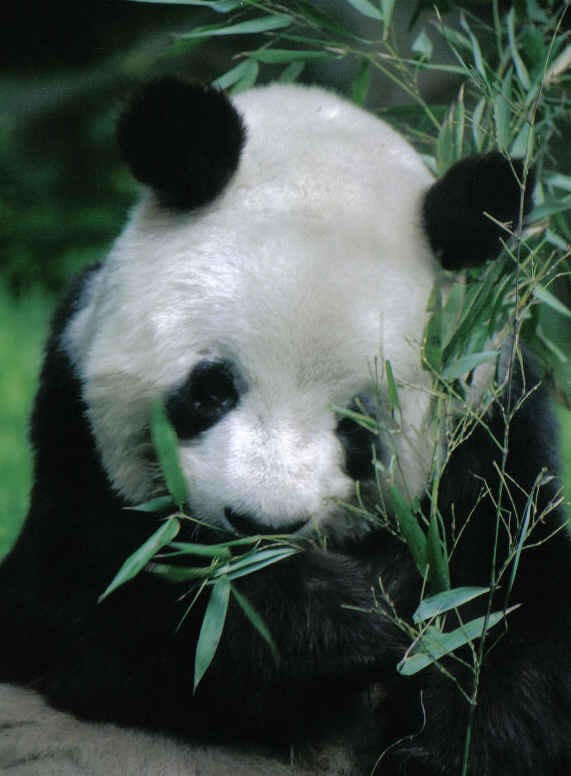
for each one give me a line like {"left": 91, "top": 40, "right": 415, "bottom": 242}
{"left": 0, "top": 77, "right": 569, "bottom": 776}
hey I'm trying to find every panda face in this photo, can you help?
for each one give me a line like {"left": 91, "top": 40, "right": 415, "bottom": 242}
{"left": 64, "top": 83, "right": 438, "bottom": 540}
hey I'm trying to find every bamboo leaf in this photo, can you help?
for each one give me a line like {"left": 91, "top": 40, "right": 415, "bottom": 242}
{"left": 213, "top": 59, "right": 258, "bottom": 91}
{"left": 400, "top": 61, "right": 468, "bottom": 75}
{"left": 486, "top": 272, "right": 514, "bottom": 336}
{"left": 151, "top": 545, "right": 296, "bottom": 583}
{"left": 346, "top": 0, "right": 382, "bottom": 21}
{"left": 279, "top": 61, "right": 305, "bottom": 83}
{"left": 412, "top": 29, "right": 433, "bottom": 60}
{"left": 533, "top": 325, "right": 568, "bottom": 363}
{"left": 441, "top": 281, "right": 466, "bottom": 350}
{"left": 431, "top": 19, "right": 471, "bottom": 52}
{"left": 443, "top": 257, "right": 506, "bottom": 364}
{"left": 398, "top": 609, "right": 514, "bottom": 675}
{"left": 194, "top": 576, "right": 231, "bottom": 691}
{"left": 544, "top": 230, "right": 569, "bottom": 252}
{"left": 521, "top": 25, "right": 546, "bottom": 76}
{"left": 493, "top": 67, "right": 513, "bottom": 150}
{"left": 286, "top": 0, "right": 358, "bottom": 41}
{"left": 523, "top": 0, "right": 549, "bottom": 23}
{"left": 426, "top": 514, "right": 450, "bottom": 593}
{"left": 130, "top": 0, "right": 243, "bottom": 9}
{"left": 334, "top": 405, "right": 379, "bottom": 433}
{"left": 231, "top": 584, "right": 279, "bottom": 662}
{"left": 229, "top": 61, "right": 259, "bottom": 94}
{"left": 249, "top": 48, "right": 332, "bottom": 64}
{"left": 389, "top": 486, "right": 427, "bottom": 577}
{"left": 436, "top": 106, "right": 455, "bottom": 174}
{"left": 385, "top": 360, "right": 401, "bottom": 416}
{"left": 179, "top": 14, "right": 292, "bottom": 40}
{"left": 510, "top": 122, "right": 533, "bottom": 159}
{"left": 440, "top": 350, "right": 497, "bottom": 381}
{"left": 423, "top": 285, "right": 443, "bottom": 372}
{"left": 546, "top": 173, "right": 571, "bottom": 193}
{"left": 533, "top": 285, "right": 571, "bottom": 319}
{"left": 127, "top": 495, "right": 176, "bottom": 513}
{"left": 351, "top": 58, "right": 371, "bottom": 106}
{"left": 454, "top": 86, "right": 465, "bottom": 160}
{"left": 459, "top": 13, "right": 486, "bottom": 78}
{"left": 148, "top": 562, "right": 212, "bottom": 582}
{"left": 413, "top": 586, "right": 490, "bottom": 623}
{"left": 471, "top": 96, "right": 487, "bottom": 152}
{"left": 506, "top": 7, "right": 530, "bottom": 88}
{"left": 528, "top": 196, "right": 571, "bottom": 222}
{"left": 217, "top": 547, "right": 298, "bottom": 581}
{"left": 99, "top": 517, "right": 180, "bottom": 602}
{"left": 505, "top": 496, "right": 533, "bottom": 601}
{"left": 381, "top": 0, "right": 396, "bottom": 33}
{"left": 166, "top": 541, "right": 232, "bottom": 559}
{"left": 151, "top": 399, "right": 189, "bottom": 509}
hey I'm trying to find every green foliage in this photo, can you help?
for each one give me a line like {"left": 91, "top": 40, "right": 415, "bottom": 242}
{"left": 0, "top": 103, "right": 136, "bottom": 295}
{"left": 426, "top": 512, "right": 450, "bottom": 593}
{"left": 0, "top": 286, "right": 53, "bottom": 561}
{"left": 2, "top": 1, "right": 571, "bottom": 762}
{"left": 150, "top": 400, "right": 190, "bottom": 509}
{"left": 412, "top": 586, "right": 490, "bottom": 623}
{"left": 100, "top": 400, "right": 297, "bottom": 688}
{"left": 193, "top": 572, "right": 282, "bottom": 690}
{"left": 346, "top": 0, "right": 382, "bottom": 21}
{"left": 101, "top": 512, "right": 296, "bottom": 688}
{"left": 132, "top": 3, "right": 568, "bottom": 767}
{"left": 398, "top": 607, "right": 516, "bottom": 676}
{"left": 396, "top": 587, "right": 515, "bottom": 680}
{"left": 388, "top": 485, "right": 428, "bottom": 579}
{"left": 99, "top": 516, "right": 181, "bottom": 602}
{"left": 559, "top": 406, "right": 571, "bottom": 483}
{"left": 178, "top": 12, "right": 292, "bottom": 38}
{"left": 230, "top": 584, "right": 279, "bottom": 661}
{"left": 194, "top": 575, "right": 231, "bottom": 689}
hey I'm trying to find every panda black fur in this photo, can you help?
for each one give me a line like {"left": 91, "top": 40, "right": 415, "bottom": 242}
{"left": 0, "top": 78, "right": 569, "bottom": 775}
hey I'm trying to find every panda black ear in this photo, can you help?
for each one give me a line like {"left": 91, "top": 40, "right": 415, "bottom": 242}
{"left": 117, "top": 76, "right": 246, "bottom": 210}
{"left": 423, "top": 153, "right": 534, "bottom": 270}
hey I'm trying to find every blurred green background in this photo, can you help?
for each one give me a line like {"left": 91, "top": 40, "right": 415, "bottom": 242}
{"left": 1, "top": 0, "right": 570, "bottom": 560}
{"left": 1, "top": 0, "right": 219, "bottom": 557}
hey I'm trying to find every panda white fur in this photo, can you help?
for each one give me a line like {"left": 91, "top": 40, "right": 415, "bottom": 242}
{"left": 66, "top": 81, "right": 438, "bottom": 533}
{"left": 0, "top": 78, "right": 569, "bottom": 775}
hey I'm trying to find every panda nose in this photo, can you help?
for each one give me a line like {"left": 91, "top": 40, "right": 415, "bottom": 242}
{"left": 224, "top": 508, "right": 308, "bottom": 536}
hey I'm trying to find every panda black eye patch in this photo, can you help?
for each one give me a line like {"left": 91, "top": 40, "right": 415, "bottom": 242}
{"left": 165, "top": 360, "right": 239, "bottom": 439}
{"left": 336, "top": 395, "right": 382, "bottom": 481}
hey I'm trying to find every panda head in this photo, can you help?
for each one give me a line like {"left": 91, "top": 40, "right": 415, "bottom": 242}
{"left": 63, "top": 77, "right": 530, "bottom": 542}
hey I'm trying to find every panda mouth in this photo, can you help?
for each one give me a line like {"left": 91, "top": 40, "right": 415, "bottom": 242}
{"left": 224, "top": 508, "right": 308, "bottom": 536}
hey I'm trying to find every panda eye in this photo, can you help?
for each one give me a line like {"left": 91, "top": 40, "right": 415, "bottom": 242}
{"left": 335, "top": 396, "right": 380, "bottom": 481}
{"left": 165, "top": 359, "right": 239, "bottom": 439}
